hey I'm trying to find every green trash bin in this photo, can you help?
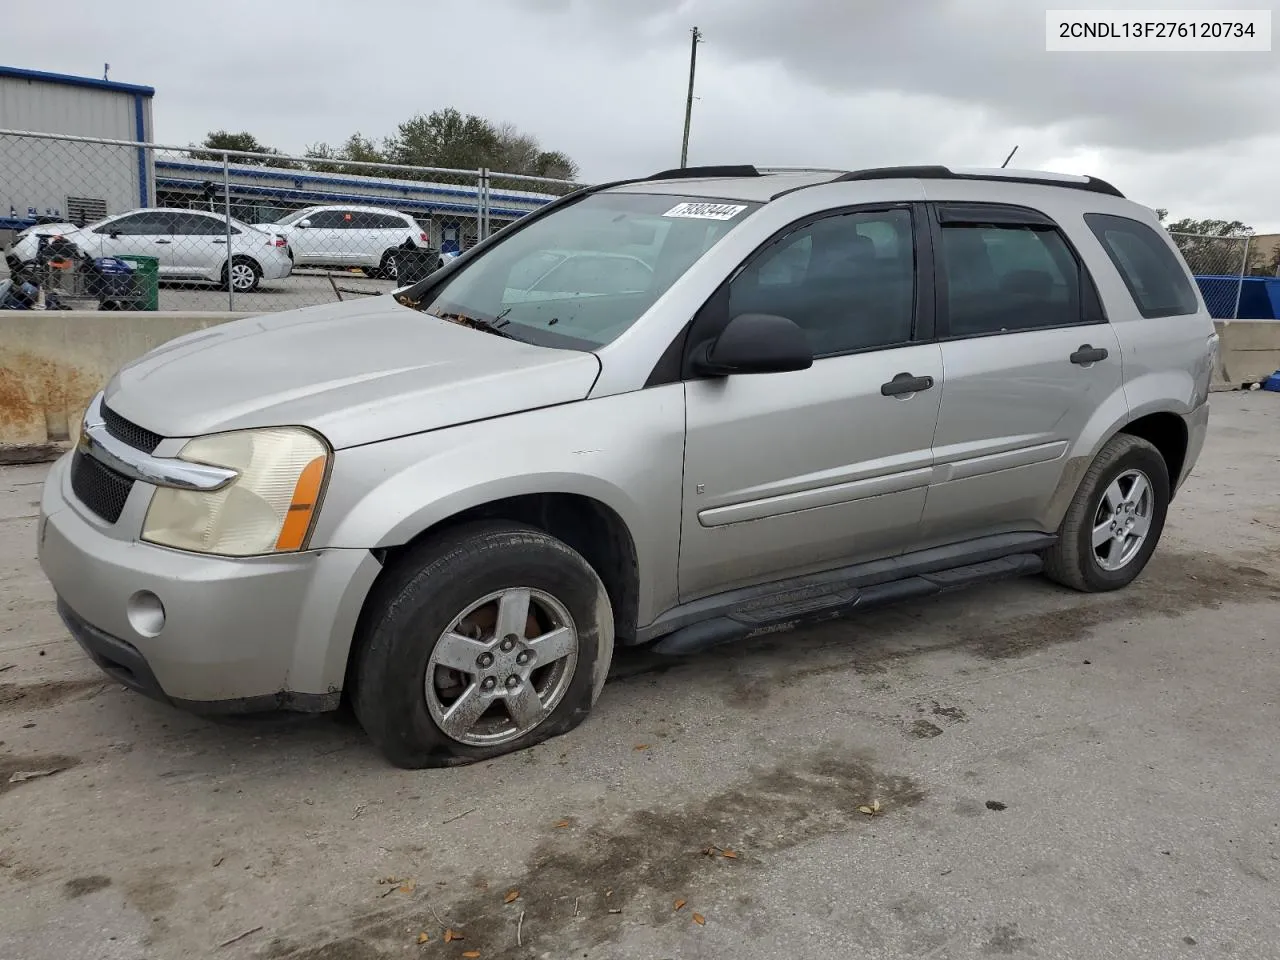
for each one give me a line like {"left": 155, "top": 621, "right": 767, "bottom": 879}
{"left": 117, "top": 255, "right": 160, "bottom": 311}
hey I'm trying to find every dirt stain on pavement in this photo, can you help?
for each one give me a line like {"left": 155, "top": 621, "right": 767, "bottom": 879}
{"left": 0, "top": 752, "right": 79, "bottom": 796}
{"left": 0, "top": 679, "right": 107, "bottom": 715}
{"left": 63, "top": 875, "right": 112, "bottom": 898}
{"left": 261, "top": 753, "right": 923, "bottom": 960}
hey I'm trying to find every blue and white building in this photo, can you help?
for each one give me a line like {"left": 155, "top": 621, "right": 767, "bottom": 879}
{"left": 0, "top": 65, "right": 156, "bottom": 231}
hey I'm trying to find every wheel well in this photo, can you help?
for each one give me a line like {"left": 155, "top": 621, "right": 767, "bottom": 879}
{"left": 225, "top": 255, "right": 261, "bottom": 272}
{"left": 377, "top": 493, "right": 641, "bottom": 642}
{"left": 1120, "top": 412, "right": 1188, "bottom": 494}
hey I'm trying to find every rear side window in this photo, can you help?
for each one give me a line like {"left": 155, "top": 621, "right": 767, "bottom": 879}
{"left": 1084, "top": 213, "right": 1199, "bottom": 318}
{"left": 938, "top": 221, "right": 1085, "bottom": 337}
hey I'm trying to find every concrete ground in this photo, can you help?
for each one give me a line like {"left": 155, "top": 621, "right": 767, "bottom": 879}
{"left": 1, "top": 391, "right": 1278, "bottom": 960}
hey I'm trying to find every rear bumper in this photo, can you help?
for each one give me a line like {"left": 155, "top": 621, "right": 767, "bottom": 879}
{"left": 1177, "top": 400, "right": 1210, "bottom": 493}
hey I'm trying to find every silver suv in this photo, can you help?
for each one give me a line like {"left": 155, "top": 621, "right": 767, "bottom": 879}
{"left": 37, "top": 164, "right": 1218, "bottom": 768}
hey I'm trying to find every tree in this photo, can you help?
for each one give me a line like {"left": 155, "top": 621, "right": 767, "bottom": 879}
{"left": 1163, "top": 216, "right": 1275, "bottom": 277}
{"left": 192, "top": 130, "right": 298, "bottom": 168}
{"left": 304, "top": 133, "right": 387, "bottom": 175}
{"left": 385, "top": 108, "right": 502, "bottom": 173}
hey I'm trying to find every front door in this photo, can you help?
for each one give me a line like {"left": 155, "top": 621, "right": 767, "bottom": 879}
{"left": 916, "top": 202, "right": 1125, "bottom": 548}
{"left": 91, "top": 211, "right": 178, "bottom": 274}
{"left": 679, "top": 205, "right": 943, "bottom": 601}
{"left": 293, "top": 210, "right": 346, "bottom": 263}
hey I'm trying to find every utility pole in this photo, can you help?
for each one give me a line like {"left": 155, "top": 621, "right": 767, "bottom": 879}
{"left": 680, "top": 26, "right": 703, "bottom": 168}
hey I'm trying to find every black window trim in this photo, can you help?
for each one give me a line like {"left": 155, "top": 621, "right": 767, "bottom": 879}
{"left": 645, "top": 201, "right": 934, "bottom": 386}
{"left": 928, "top": 201, "right": 1109, "bottom": 343}
{"left": 1082, "top": 212, "right": 1199, "bottom": 320}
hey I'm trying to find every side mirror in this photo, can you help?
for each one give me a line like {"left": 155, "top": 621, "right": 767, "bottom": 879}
{"left": 297, "top": 219, "right": 311, "bottom": 229}
{"left": 691, "top": 313, "right": 813, "bottom": 377}
{"left": 109, "top": 231, "right": 120, "bottom": 240}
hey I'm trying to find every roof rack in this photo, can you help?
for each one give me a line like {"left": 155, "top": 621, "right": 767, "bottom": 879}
{"left": 833, "top": 165, "right": 1125, "bottom": 198}
{"left": 644, "top": 165, "right": 762, "bottom": 181}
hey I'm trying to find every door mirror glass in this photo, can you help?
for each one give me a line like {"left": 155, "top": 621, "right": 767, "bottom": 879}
{"left": 692, "top": 313, "right": 814, "bottom": 376}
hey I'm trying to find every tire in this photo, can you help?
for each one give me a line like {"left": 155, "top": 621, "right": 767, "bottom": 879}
{"left": 351, "top": 520, "right": 615, "bottom": 769}
{"left": 222, "top": 256, "right": 261, "bottom": 293}
{"left": 360, "top": 266, "right": 380, "bottom": 278}
{"left": 376, "top": 250, "right": 398, "bottom": 281}
{"left": 1043, "top": 433, "right": 1170, "bottom": 593}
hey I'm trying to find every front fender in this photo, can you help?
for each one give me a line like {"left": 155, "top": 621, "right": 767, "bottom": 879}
{"left": 310, "top": 386, "right": 687, "bottom": 628}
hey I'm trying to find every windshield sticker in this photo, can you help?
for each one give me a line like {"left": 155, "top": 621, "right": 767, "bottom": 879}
{"left": 662, "top": 202, "right": 748, "bottom": 221}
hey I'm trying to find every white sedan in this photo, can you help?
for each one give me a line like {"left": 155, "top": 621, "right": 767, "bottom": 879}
{"left": 7, "top": 208, "right": 293, "bottom": 293}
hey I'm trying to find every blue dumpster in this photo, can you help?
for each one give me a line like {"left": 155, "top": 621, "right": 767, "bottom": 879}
{"left": 1194, "top": 275, "right": 1280, "bottom": 320}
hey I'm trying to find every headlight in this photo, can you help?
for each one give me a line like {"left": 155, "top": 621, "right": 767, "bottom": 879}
{"left": 142, "top": 427, "right": 330, "bottom": 556}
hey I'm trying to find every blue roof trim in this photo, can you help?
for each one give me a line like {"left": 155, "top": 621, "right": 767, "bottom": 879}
{"left": 154, "top": 159, "right": 555, "bottom": 206}
{"left": 154, "top": 177, "right": 543, "bottom": 219}
{"left": 0, "top": 65, "right": 156, "bottom": 97}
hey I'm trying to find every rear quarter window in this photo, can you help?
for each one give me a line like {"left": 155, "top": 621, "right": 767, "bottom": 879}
{"left": 1084, "top": 213, "right": 1199, "bottom": 319}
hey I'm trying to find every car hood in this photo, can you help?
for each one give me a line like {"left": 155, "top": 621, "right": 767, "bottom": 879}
{"left": 102, "top": 296, "right": 602, "bottom": 449}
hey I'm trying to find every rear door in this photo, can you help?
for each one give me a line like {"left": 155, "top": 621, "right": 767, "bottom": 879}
{"left": 678, "top": 204, "right": 945, "bottom": 600}
{"left": 170, "top": 212, "right": 231, "bottom": 277}
{"left": 917, "top": 201, "right": 1124, "bottom": 548}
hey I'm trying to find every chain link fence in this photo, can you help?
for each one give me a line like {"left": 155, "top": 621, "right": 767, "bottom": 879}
{"left": 1, "top": 129, "right": 581, "bottom": 313}
{"left": 1168, "top": 231, "right": 1252, "bottom": 318}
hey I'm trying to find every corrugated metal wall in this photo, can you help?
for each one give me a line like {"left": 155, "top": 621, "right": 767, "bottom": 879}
{"left": 0, "top": 77, "right": 151, "bottom": 221}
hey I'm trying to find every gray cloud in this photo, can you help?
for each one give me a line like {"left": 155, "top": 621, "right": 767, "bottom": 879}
{"left": 9, "top": 0, "right": 1280, "bottom": 229}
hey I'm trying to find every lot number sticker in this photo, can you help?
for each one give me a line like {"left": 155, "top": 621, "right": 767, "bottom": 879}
{"left": 663, "top": 202, "right": 748, "bottom": 221}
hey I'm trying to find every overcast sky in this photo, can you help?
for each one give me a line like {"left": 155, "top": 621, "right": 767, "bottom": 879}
{"left": 10, "top": 0, "right": 1279, "bottom": 230}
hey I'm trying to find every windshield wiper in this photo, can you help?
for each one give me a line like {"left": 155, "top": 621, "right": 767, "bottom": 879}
{"left": 435, "top": 310, "right": 519, "bottom": 340}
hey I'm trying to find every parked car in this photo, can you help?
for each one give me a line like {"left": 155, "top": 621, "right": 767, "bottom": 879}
{"left": 259, "top": 205, "right": 431, "bottom": 279}
{"left": 39, "top": 164, "right": 1217, "bottom": 768}
{"left": 7, "top": 208, "right": 291, "bottom": 292}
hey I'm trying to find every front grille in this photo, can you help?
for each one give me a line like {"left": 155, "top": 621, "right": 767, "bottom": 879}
{"left": 70, "top": 450, "right": 135, "bottom": 523}
{"left": 101, "top": 402, "right": 162, "bottom": 453}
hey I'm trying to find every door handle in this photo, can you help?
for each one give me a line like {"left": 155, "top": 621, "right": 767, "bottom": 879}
{"left": 1070, "top": 344, "right": 1109, "bottom": 365}
{"left": 880, "top": 372, "right": 935, "bottom": 397}
{"left": 211, "top": 239, "right": 227, "bottom": 244}
{"left": 154, "top": 239, "right": 171, "bottom": 244}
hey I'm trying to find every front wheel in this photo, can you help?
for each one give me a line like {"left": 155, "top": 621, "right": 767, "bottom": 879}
{"left": 351, "top": 521, "right": 614, "bottom": 769}
{"left": 1043, "top": 434, "right": 1170, "bottom": 592}
{"left": 375, "top": 250, "right": 399, "bottom": 281}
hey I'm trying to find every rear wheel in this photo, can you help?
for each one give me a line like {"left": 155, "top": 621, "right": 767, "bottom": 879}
{"left": 1043, "top": 434, "right": 1170, "bottom": 592}
{"left": 351, "top": 521, "right": 614, "bottom": 769}
{"left": 222, "top": 256, "right": 261, "bottom": 293}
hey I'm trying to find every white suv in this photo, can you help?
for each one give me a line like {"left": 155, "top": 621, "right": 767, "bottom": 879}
{"left": 262, "top": 205, "right": 432, "bottom": 279}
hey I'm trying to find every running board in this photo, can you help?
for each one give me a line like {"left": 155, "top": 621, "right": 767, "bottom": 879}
{"left": 651, "top": 552, "right": 1045, "bottom": 657}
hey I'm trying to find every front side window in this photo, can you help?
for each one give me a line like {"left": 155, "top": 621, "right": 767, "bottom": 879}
{"left": 412, "top": 193, "right": 761, "bottom": 348}
{"left": 728, "top": 208, "right": 916, "bottom": 356}
{"left": 307, "top": 211, "right": 350, "bottom": 228}
{"left": 939, "top": 221, "right": 1084, "bottom": 336}
{"left": 96, "top": 212, "right": 172, "bottom": 236}
{"left": 1084, "top": 213, "right": 1199, "bottom": 318}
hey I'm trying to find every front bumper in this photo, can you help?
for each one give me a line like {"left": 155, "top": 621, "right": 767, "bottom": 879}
{"left": 38, "top": 453, "right": 381, "bottom": 713}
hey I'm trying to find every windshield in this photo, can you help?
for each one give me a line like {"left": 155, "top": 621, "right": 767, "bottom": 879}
{"left": 273, "top": 208, "right": 318, "bottom": 225}
{"left": 407, "top": 192, "right": 761, "bottom": 349}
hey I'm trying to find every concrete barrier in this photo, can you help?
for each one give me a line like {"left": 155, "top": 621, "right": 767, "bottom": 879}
{"left": 1214, "top": 319, "right": 1280, "bottom": 390}
{"left": 0, "top": 311, "right": 249, "bottom": 462}
{"left": 1, "top": 312, "right": 1278, "bottom": 464}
